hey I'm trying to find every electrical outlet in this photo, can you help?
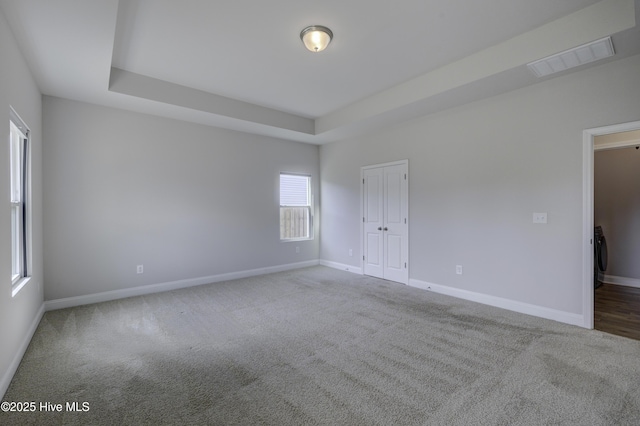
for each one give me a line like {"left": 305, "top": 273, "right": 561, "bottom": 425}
{"left": 295, "top": 246, "right": 300, "bottom": 253}
{"left": 137, "top": 265, "right": 144, "bottom": 274}
{"left": 533, "top": 212, "right": 547, "bottom": 224}
{"left": 456, "top": 265, "right": 463, "bottom": 275}
{"left": 349, "top": 249, "right": 353, "bottom": 257}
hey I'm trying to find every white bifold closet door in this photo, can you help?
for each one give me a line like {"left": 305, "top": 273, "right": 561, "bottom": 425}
{"left": 363, "top": 162, "right": 408, "bottom": 284}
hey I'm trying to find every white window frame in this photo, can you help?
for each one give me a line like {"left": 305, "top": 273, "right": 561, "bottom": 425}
{"left": 9, "top": 107, "right": 32, "bottom": 296}
{"left": 279, "top": 173, "right": 313, "bottom": 241}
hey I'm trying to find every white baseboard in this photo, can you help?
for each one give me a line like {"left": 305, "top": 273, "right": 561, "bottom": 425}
{"left": 409, "top": 278, "right": 584, "bottom": 328}
{"left": 603, "top": 275, "right": 640, "bottom": 288}
{"left": 44, "top": 260, "right": 320, "bottom": 311}
{"left": 320, "top": 259, "right": 363, "bottom": 275}
{"left": 0, "top": 303, "right": 45, "bottom": 400}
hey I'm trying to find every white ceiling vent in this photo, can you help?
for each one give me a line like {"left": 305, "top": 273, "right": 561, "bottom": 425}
{"left": 527, "top": 37, "right": 615, "bottom": 78}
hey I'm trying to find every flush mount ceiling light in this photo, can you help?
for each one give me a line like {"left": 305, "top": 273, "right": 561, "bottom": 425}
{"left": 300, "top": 25, "right": 333, "bottom": 52}
{"left": 527, "top": 36, "right": 615, "bottom": 78}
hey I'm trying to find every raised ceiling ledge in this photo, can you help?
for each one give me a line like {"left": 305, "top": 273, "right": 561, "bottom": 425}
{"left": 108, "top": 67, "right": 315, "bottom": 135}
{"left": 316, "top": 0, "right": 636, "bottom": 135}
{"left": 106, "top": 0, "right": 636, "bottom": 143}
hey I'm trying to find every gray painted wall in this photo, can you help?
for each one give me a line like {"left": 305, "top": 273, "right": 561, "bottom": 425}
{"left": 320, "top": 54, "right": 640, "bottom": 316}
{"left": 0, "top": 11, "right": 43, "bottom": 395}
{"left": 43, "top": 97, "right": 319, "bottom": 300}
{"left": 595, "top": 146, "right": 640, "bottom": 280}
{"left": 3, "top": 0, "right": 640, "bottom": 399}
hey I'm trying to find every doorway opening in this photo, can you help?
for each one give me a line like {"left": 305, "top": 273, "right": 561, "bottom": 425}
{"left": 593, "top": 129, "right": 640, "bottom": 340}
{"left": 583, "top": 120, "right": 640, "bottom": 331}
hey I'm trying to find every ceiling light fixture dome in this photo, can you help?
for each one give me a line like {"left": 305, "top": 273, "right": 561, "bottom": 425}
{"left": 300, "top": 25, "right": 333, "bottom": 52}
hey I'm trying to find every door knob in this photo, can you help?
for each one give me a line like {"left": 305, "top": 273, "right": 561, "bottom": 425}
{"left": 377, "top": 227, "right": 382, "bottom": 231}
{"left": 384, "top": 227, "right": 388, "bottom": 231}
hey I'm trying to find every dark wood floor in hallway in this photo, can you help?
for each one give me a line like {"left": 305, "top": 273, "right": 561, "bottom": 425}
{"left": 595, "top": 283, "right": 640, "bottom": 341}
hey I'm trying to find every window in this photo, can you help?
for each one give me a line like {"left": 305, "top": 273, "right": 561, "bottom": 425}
{"left": 9, "top": 108, "right": 30, "bottom": 293}
{"left": 280, "top": 173, "right": 312, "bottom": 240}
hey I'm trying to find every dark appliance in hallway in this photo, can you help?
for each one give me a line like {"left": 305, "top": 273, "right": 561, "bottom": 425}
{"left": 594, "top": 226, "right": 608, "bottom": 289}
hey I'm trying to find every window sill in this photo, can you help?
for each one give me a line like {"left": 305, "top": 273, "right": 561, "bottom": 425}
{"left": 12, "top": 277, "right": 31, "bottom": 298}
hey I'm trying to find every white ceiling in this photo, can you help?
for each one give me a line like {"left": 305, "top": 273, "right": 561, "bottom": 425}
{"left": 1, "top": 0, "right": 639, "bottom": 144}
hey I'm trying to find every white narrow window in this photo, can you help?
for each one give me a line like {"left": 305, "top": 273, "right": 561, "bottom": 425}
{"left": 9, "top": 108, "right": 31, "bottom": 293}
{"left": 280, "top": 173, "right": 312, "bottom": 240}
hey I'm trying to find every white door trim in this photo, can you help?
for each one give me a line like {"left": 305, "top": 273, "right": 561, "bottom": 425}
{"left": 582, "top": 120, "right": 640, "bottom": 329}
{"left": 361, "top": 159, "right": 409, "bottom": 284}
